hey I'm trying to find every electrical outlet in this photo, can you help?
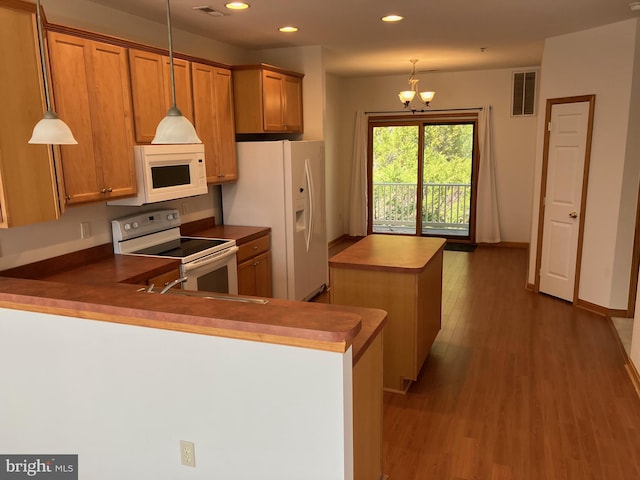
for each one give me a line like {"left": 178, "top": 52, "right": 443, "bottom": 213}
{"left": 80, "top": 222, "right": 91, "bottom": 239}
{"left": 180, "top": 440, "right": 195, "bottom": 467}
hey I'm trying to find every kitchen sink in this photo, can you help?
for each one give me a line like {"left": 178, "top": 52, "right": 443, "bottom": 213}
{"left": 138, "top": 286, "right": 269, "bottom": 304}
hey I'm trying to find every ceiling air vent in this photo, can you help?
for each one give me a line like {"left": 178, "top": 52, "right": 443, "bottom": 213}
{"left": 511, "top": 70, "right": 537, "bottom": 116}
{"left": 192, "top": 6, "right": 225, "bottom": 17}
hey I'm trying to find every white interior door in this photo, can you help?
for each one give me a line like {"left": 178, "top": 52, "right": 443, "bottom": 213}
{"left": 539, "top": 101, "right": 591, "bottom": 301}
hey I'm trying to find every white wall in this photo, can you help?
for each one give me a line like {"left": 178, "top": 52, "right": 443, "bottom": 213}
{"left": 0, "top": 307, "right": 353, "bottom": 480}
{"left": 333, "top": 68, "right": 539, "bottom": 243}
{"left": 325, "top": 73, "right": 349, "bottom": 241}
{"left": 527, "top": 19, "right": 640, "bottom": 309}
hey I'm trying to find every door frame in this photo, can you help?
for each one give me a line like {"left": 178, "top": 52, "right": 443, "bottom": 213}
{"left": 533, "top": 95, "right": 596, "bottom": 302}
{"left": 366, "top": 113, "right": 479, "bottom": 242}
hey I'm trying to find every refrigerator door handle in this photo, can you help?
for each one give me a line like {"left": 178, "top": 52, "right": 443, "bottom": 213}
{"left": 305, "top": 158, "right": 314, "bottom": 252}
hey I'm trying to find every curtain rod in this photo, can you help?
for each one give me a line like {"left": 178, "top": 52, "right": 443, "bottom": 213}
{"left": 364, "top": 107, "right": 485, "bottom": 115}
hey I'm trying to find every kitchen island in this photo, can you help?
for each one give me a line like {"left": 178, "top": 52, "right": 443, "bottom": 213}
{"left": 0, "top": 243, "right": 386, "bottom": 480}
{"left": 330, "top": 234, "right": 446, "bottom": 393}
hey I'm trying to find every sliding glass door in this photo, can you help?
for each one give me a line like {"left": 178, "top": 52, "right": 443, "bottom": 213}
{"left": 369, "top": 115, "right": 478, "bottom": 241}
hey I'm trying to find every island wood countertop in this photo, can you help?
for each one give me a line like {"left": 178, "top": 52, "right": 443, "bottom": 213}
{"left": 329, "top": 234, "right": 446, "bottom": 273}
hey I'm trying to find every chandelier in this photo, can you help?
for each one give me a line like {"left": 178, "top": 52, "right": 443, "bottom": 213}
{"left": 398, "top": 59, "right": 435, "bottom": 109}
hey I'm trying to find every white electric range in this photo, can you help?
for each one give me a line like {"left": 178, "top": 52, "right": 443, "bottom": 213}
{"left": 112, "top": 209, "right": 238, "bottom": 294}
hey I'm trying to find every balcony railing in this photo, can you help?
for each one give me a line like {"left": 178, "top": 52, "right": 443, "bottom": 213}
{"left": 372, "top": 182, "right": 471, "bottom": 235}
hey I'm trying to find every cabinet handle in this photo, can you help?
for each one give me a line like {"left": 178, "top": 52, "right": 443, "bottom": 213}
{"left": 100, "top": 188, "right": 106, "bottom": 193}
{"left": 65, "top": 195, "right": 71, "bottom": 201}
{"left": 218, "top": 173, "right": 226, "bottom": 178}
{"left": 106, "top": 187, "right": 113, "bottom": 193}
{"left": 253, "top": 261, "right": 260, "bottom": 267}
{"left": 252, "top": 245, "right": 258, "bottom": 250}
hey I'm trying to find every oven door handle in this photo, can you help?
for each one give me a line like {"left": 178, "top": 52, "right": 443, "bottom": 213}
{"left": 182, "top": 246, "right": 239, "bottom": 272}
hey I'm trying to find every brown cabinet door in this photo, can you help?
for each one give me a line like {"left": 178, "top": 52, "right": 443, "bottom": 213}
{"left": 128, "top": 49, "right": 166, "bottom": 143}
{"left": 253, "top": 252, "right": 272, "bottom": 297}
{"left": 237, "top": 252, "right": 271, "bottom": 297}
{"left": 262, "top": 70, "right": 285, "bottom": 131}
{"left": 192, "top": 63, "right": 237, "bottom": 183}
{"left": 212, "top": 67, "right": 237, "bottom": 182}
{"left": 0, "top": 5, "right": 60, "bottom": 227}
{"left": 237, "top": 257, "right": 256, "bottom": 296}
{"left": 283, "top": 75, "right": 303, "bottom": 132}
{"left": 129, "top": 49, "right": 194, "bottom": 143}
{"left": 89, "top": 41, "right": 136, "bottom": 200}
{"left": 48, "top": 32, "right": 136, "bottom": 204}
{"left": 163, "top": 56, "right": 193, "bottom": 123}
{"left": 48, "top": 32, "right": 102, "bottom": 204}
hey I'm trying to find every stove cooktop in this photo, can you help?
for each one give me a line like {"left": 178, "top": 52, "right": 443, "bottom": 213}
{"left": 132, "top": 237, "right": 230, "bottom": 258}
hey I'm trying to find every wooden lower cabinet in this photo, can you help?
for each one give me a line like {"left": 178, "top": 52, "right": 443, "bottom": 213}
{"left": 353, "top": 332, "right": 383, "bottom": 480}
{"left": 236, "top": 234, "right": 272, "bottom": 297}
{"left": 330, "top": 235, "right": 445, "bottom": 393}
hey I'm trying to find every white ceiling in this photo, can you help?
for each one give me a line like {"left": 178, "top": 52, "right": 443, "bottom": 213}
{"left": 87, "top": 0, "right": 639, "bottom": 77}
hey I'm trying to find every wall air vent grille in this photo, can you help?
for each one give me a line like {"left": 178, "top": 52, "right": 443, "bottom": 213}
{"left": 192, "top": 6, "right": 225, "bottom": 17}
{"left": 511, "top": 71, "right": 537, "bottom": 116}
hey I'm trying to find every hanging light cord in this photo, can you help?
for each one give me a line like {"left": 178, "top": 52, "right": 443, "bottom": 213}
{"left": 166, "top": 0, "right": 177, "bottom": 111}
{"left": 35, "top": 0, "right": 52, "bottom": 113}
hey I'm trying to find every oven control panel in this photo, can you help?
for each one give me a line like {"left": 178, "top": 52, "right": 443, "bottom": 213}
{"left": 112, "top": 209, "right": 181, "bottom": 242}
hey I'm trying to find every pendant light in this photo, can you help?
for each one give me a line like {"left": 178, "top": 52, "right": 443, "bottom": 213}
{"left": 398, "top": 59, "right": 435, "bottom": 110}
{"left": 152, "top": 0, "right": 201, "bottom": 144}
{"left": 29, "top": 0, "right": 77, "bottom": 145}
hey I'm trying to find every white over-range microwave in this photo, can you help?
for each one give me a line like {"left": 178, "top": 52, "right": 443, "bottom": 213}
{"left": 108, "top": 144, "right": 207, "bottom": 206}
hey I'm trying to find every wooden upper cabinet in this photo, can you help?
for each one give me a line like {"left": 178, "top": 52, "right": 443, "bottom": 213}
{"left": 0, "top": 1, "right": 60, "bottom": 227}
{"left": 233, "top": 64, "right": 304, "bottom": 134}
{"left": 192, "top": 63, "right": 237, "bottom": 183}
{"left": 128, "top": 48, "right": 193, "bottom": 143}
{"left": 48, "top": 31, "right": 136, "bottom": 205}
{"left": 282, "top": 74, "right": 303, "bottom": 132}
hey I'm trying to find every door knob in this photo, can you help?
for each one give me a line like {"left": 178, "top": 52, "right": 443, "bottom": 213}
{"left": 569, "top": 211, "right": 578, "bottom": 219}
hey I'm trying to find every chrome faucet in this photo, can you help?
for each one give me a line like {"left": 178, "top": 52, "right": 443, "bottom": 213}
{"left": 160, "top": 276, "right": 188, "bottom": 294}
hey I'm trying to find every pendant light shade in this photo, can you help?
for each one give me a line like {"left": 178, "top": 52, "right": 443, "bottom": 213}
{"left": 152, "top": 106, "right": 202, "bottom": 144}
{"left": 29, "top": 0, "right": 77, "bottom": 145}
{"left": 29, "top": 110, "right": 77, "bottom": 145}
{"left": 152, "top": 0, "right": 201, "bottom": 144}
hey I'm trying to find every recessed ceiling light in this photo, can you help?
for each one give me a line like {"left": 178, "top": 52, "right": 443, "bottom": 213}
{"left": 279, "top": 26, "right": 298, "bottom": 33}
{"left": 225, "top": 2, "right": 250, "bottom": 10}
{"left": 381, "top": 14, "right": 403, "bottom": 22}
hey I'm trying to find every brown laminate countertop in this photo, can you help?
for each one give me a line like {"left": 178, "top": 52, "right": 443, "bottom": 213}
{"left": 180, "top": 217, "right": 270, "bottom": 245}
{"left": 329, "top": 234, "right": 446, "bottom": 273}
{"left": 0, "top": 276, "right": 366, "bottom": 353}
{"left": 0, "top": 222, "right": 386, "bottom": 356}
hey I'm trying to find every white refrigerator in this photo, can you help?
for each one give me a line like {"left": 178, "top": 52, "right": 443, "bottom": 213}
{"left": 221, "top": 140, "right": 328, "bottom": 301}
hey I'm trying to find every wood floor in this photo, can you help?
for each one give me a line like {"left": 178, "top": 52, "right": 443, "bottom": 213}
{"left": 381, "top": 246, "right": 640, "bottom": 480}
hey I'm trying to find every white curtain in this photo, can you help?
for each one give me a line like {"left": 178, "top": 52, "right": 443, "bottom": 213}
{"left": 348, "top": 109, "right": 368, "bottom": 236}
{"left": 476, "top": 105, "right": 502, "bottom": 243}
